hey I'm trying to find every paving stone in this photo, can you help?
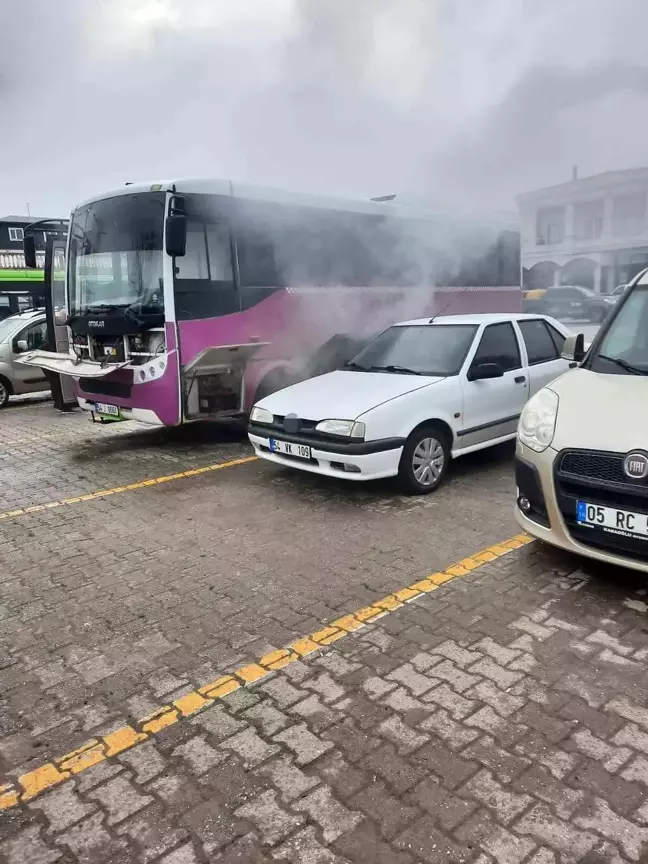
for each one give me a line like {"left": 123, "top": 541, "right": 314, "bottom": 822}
{"left": 303, "top": 673, "right": 345, "bottom": 703}
{"left": 570, "top": 759, "right": 646, "bottom": 817}
{"left": 256, "top": 755, "right": 320, "bottom": 802}
{"left": 422, "top": 683, "right": 475, "bottom": 719}
{"left": 469, "top": 681, "right": 525, "bottom": 718}
{"left": 55, "top": 812, "right": 127, "bottom": 863}
{"left": 575, "top": 797, "right": 648, "bottom": 861}
{"left": 461, "top": 768, "right": 532, "bottom": 824}
{"left": 410, "top": 738, "right": 479, "bottom": 790}
{"left": 621, "top": 756, "right": 648, "bottom": 788}
{"left": 173, "top": 734, "right": 228, "bottom": 774}
{"left": 420, "top": 707, "right": 480, "bottom": 750}
{"left": 118, "top": 804, "right": 188, "bottom": 863}
{"left": 236, "top": 789, "right": 304, "bottom": 845}
{"left": 612, "top": 724, "right": 648, "bottom": 757}
{"left": 87, "top": 775, "right": 153, "bottom": 826}
{"left": 431, "top": 639, "right": 480, "bottom": 667}
{"left": 353, "top": 780, "right": 418, "bottom": 840}
{"left": 457, "top": 813, "right": 537, "bottom": 864}
{"left": 259, "top": 677, "right": 304, "bottom": 709}
{"left": 571, "top": 728, "right": 632, "bottom": 772}
{"left": 464, "top": 735, "right": 531, "bottom": 783}
{"left": 387, "top": 663, "right": 437, "bottom": 696}
{"left": 469, "top": 657, "right": 523, "bottom": 690}
{"left": 118, "top": 740, "right": 167, "bottom": 783}
{"left": 274, "top": 826, "right": 340, "bottom": 863}
{"left": 514, "top": 804, "right": 599, "bottom": 860}
{"left": 377, "top": 714, "right": 428, "bottom": 754}
{"left": 181, "top": 800, "right": 247, "bottom": 854}
{"left": 471, "top": 637, "right": 520, "bottom": 666}
{"left": 146, "top": 773, "right": 204, "bottom": 814}
{"left": 28, "top": 783, "right": 97, "bottom": 833}
{"left": 606, "top": 699, "right": 648, "bottom": 731}
{"left": 408, "top": 777, "right": 478, "bottom": 829}
{"left": 191, "top": 706, "right": 246, "bottom": 740}
{"left": 427, "top": 659, "right": 480, "bottom": 693}
{"left": 361, "top": 676, "right": 398, "bottom": 701}
{"left": 1, "top": 825, "right": 63, "bottom": 864}
{"left": 514, "top": 764, "right": 584, "bottom": 819}
{"left": 159, "top": 841, "right": 200, "bottom": 863}
{"left": 394, "top": 814, "right": 472, "bottom": 864}
{"left": 292, "top": 785, "right": 363, "bottom": 842}
{"left": 274, "top": 722, "right": 334, "bottom": 765}
{"left": 243, "top": 702, "right": 289, "bottom": 736}
{"left": 221, "top": 726, "right": 280, "bottom": 768}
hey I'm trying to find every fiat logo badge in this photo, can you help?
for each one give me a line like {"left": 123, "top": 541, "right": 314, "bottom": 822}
{"left": 623, "top": 452, "right": 648, "bottom": 480}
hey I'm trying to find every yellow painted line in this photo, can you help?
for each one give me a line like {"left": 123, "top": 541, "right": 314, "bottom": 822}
{"left": 0, "top": 532, "right": 533, "bottom": 811}
{"left": 0, "top": 456, "right": 258, "bottom": 522}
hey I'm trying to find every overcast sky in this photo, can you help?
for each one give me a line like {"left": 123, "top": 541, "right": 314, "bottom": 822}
{"left": 2, "top": 0, "right": 648, "bottom": 219}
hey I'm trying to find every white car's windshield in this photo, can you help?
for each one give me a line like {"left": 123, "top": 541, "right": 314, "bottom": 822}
{"left": 589, "top": 285, "right": 648, "bottom": 376}
{"left": 347, "top": 324, "right": 478, "bottom": 376}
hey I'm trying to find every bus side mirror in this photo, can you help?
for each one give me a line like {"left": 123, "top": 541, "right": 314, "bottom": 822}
{"left": 562, "top": 333, "right": 585, "bottom": 363}
{"left": 165, "top": 214, "right": 187, "bottom": 257}
{"left": 23, "top": 235, "right": 37, "bottom": 269}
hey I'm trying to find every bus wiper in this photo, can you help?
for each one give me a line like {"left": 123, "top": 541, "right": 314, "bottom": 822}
{"left": 369, "top": 364, "right": 422, "bottom": 375}
{"left": 597, "top": 354, "right": 648, "bottom": 376}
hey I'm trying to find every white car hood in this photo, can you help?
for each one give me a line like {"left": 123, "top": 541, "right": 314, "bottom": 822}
{"left": 550, "top": 367, "right": 648, "bottom": 452}
{"left": 259, "top": 369, "right": 444, "bottom": 421}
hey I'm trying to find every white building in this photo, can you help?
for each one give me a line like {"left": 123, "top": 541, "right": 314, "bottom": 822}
{"left": 517, "top": 167, "right": 648, "bottom": 293}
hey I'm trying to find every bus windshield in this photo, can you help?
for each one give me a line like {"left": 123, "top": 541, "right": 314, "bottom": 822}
{"left": 589, "top": 284, "right": 648, "bottom": 376}
{"left": 68, "top": 192, "right": 166, "bottom": 317}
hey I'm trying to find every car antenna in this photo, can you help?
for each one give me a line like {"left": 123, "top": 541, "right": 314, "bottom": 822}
{"left": 429, "top": 295, "right": 457, "bottom": 324}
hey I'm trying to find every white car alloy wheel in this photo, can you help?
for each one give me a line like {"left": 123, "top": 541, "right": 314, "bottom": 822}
{"left": 399, "top": 426, "right": 450, "bottom": 494}
{"left": 412, "top": 437, "right": 445, "bottom": 486}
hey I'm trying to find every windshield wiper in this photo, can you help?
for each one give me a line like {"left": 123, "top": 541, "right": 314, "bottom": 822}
{"left": 597, "top": 354, "right": 648, "bottom": 376}
{"left": 344, "top": 361, "right": 370, "bottom": 371}
{"left": 368, "top": 364, "right": 422, "bottom": 376}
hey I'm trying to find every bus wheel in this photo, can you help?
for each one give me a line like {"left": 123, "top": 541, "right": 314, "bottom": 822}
{"left": 254, "top": 370, "right": 287, "bottom": 404}
{"left": 0, "top": 377, "right": 11, "bottom": 408}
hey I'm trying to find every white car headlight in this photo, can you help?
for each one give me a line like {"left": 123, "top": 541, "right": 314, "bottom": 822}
{"left": 250, "top": 406, "right": 273, "bottom": 424}
{"left": 315, "top": 419, "right": 366, "bottom": 439}
{"left": 518, "top": 388, "right": 559, "bottom": 453}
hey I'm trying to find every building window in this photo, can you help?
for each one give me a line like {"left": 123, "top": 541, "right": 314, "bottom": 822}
{"left": 574, "top": 199, "right": 604, "bottom": 241}
{"left": 8, "top": 227, "right": 24, "bottom": 242}
{"left": 612, "top": 192, "right": 646, "bottom": 236}
{"left": 536, "top": 207, "right": 565, "bottom": 246}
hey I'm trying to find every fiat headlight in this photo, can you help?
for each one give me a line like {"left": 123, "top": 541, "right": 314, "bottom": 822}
{"left": 315, "top": 419, "right": 366, "bottom": 439}
{"left": 250, "top": 406, "right": 273, "bottom": 424}
{"left": 518, "top": 388, "right": 559, "bottom": 453}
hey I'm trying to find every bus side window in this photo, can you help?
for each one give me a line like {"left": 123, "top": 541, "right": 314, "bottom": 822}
{"left": 206, "top": 224, "right": 233, "bottom": 283}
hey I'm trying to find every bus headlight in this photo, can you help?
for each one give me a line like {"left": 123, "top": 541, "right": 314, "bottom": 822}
{"left": 315, "top": 419, "right": 365, "bottom": 439}
{"left": 518, "top": 388, "right": 559, "bottom": 453}
{"left": 250, "top": 406, "right": 274, "bottom": 424}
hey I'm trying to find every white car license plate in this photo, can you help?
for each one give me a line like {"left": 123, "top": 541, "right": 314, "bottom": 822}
{"left": 577, "top": 500, "right": 648, "bottom": 540}
{"left": 94, "top": 402, "right": 120, "bottom": 417}
{"left": 269, "top": 438, "right": 311, "bottom": 460}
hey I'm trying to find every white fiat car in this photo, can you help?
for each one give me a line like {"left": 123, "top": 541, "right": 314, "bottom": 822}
{"left": 248, "top": 313, "right": 572, "bottom": 493}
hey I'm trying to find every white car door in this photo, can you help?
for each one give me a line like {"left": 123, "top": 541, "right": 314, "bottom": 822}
{"left": 516, "top": 318, "right": 573, "bottom": 396}
{"left": 458, "top": 321, "right": 529, "bottom": 449}
{"left": 10, "top": 319, "right": 49, "bottom": 392}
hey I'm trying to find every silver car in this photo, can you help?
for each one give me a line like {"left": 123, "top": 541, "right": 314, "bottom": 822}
{"left": 0, "top": 310, "right": 50, "bottom": 407}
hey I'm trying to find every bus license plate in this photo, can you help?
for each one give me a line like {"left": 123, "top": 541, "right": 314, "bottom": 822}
{"left": 94, "top": 402, "right": 121, "bottom": 418}
{"left": 269, "top": 439, "right": 311, "bottom": 460}
{"left": 577, "top": 500, "right": 648, "bottom": 540}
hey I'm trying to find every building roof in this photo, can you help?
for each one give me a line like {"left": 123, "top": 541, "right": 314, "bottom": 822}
{"left": 0, "top": 215, "right": 52, "bottom": 224}
{"left": 517, "top": 166, "right": 648, "bottom": 204}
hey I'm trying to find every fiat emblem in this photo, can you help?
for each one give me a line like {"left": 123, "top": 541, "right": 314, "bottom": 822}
{"left": 623, "top": 452, "right": 648, "bottom": 480}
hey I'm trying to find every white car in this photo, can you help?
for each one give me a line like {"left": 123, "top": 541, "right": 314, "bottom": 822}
{"left": 248, "top": 313, "right": 573, "bottom": 493}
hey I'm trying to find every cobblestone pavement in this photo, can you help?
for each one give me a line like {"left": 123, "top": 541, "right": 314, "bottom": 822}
{"left": 2, "top": 403, "right": 648, "bottom": 863}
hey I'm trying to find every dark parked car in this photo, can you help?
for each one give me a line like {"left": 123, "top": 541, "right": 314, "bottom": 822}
{"left": 533, "top": 285, "right": 617, "bottom": 323}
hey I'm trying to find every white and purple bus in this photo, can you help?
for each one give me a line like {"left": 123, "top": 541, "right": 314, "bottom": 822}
{"left": 21, "top": 179, "right": 521, "bottom": 426}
